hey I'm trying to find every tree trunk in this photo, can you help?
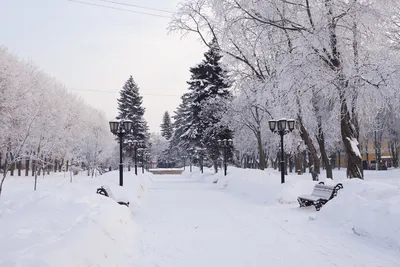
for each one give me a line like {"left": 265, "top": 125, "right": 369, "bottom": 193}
{"left": 284, "top": 153, "right": 288, "bottom": 175}
{"left": 298, "top": 116, "right": 320, "bottom": 180}
{"left": 17, "top": 160, "right": 21, "bottom": 176}
{"left": 302, "top": 150, "right": 307, "bottom": 173}
{"left": 25, "top": 159, "right": 29, "bottom": 176}
{"left": 316, "top": 123, "right": 333, "bottom": 179}
{"left": 256, "top": 130, "right": 266, "bottom": 170}
{"left": 390, "top": 140, "right": 399, "bottom": 168}
{"left": 213, "top": 160, "right": 218, "bottom": 173}
{"left": 0, "top": 161, "right": 10, "bottom": 198}
{"left": 340, "top": 95, "right": 363, "bottom": 178}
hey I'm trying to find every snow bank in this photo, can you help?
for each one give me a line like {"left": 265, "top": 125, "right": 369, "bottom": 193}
{"left": 214, "top": 167, "right": 318, "bottom": 205}
{"left": 0, "top": 171, "right": 151, "bottom": 267}
{"left": 317, "top": 178, "right": 400, "bottom": 250}
{"left": 210, "top": 167, "right": 400, "bottom": 249}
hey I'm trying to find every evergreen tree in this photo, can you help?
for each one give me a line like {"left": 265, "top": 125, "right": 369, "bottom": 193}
{"left": 171, "top": 92, "right": 194, "bottom": 150}
{"left": 116, "top": 76, "right": 149, "bottom": 152}
{"left": 171, "top": 39, "right": 233, "bottom": 172}
{"left": 160, "top": 111, "right": 173, "bottom": 140}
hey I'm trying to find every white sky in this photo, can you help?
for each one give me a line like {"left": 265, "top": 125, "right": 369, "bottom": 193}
{"left": 1, "top": 0, "right": 206, "bottom": 133}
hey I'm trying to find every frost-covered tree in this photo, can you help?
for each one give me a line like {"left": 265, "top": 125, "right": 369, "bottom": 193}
{"left": 171, "top": 40, "right": 232, "bottom": 171}
{"left": 0, "top": 46, "right": 115, "bottom": 196}
{"left": 171, "top": 0, "right": 400, "bottom": 180}
{"left": 116, "top": 76, "right": 149, "bottom": 165}
{"left": 148, "top": 132, "right": 169, "bottom": 166}
{"left": 160, "top": 111, "right": 173, "bottom": 140}
{"left": 116, "top": 76, "right": 148, "bottom": 141}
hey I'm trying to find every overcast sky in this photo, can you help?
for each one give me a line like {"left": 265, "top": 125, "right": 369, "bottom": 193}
{"left": 1, "top": 0, "right": 205, "bottom": 133}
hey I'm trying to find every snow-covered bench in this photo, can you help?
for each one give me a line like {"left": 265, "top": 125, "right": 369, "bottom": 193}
{"left": 297, "top": 182, "right": 343, "bottom": 211}
{"left": 96, "top": 186, "right": 129, "bottom": 207}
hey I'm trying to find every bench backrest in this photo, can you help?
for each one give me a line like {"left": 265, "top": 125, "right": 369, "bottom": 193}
{"left": 311, "top": 184, "right": 335, "bottom": 200}
{"left": 102, "top": 186, "right": 115, "bottom": 200}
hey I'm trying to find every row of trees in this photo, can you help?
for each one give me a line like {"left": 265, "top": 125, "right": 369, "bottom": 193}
{"left": 0, "top": 46, "right": 115, "bottom": 196}
{"left": 169, "top": 0, "right": 400, "bottom": 179}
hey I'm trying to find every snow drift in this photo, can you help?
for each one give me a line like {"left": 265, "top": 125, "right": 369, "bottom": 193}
{"left": 211, "top": 167, "right": 400, "bottom": 250}
{"left": 317, "top": 178, "right": 400, "bottom": 250}
{"left": 0, "top": 171, "right": 151, "bottom": 267}
{"left": 214, "top": 167, "right": 317, "bottom": 205}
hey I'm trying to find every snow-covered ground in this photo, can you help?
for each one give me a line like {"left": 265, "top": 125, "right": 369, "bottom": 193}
{"left": 131, "top": 167, "right": 400, "bottom": 267}
{"left": 0, "top": 171, "right": 150, "bottom": 267}
{"left": 1, "top": 167, "right": 400, "bottom": 266}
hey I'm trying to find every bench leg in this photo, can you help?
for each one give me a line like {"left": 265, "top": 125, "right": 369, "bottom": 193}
{"left": 117, "top": 201, "right": 130, "bottom": 207}
{"left": 298, "top": 198, "right": 304, "bottom": 207}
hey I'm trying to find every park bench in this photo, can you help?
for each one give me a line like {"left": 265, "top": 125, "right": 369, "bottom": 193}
{"left": 96, "top": 186, "right": 129, "bottom": 207}
{"left": 148, "top": 169, "right": 184, "bottom": 175}
{"left": 297, "top": 182, "right": 343, "bottom": 211}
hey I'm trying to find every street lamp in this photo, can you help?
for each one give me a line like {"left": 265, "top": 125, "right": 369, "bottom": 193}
{"left": 181, "top": 155, "right": 187, "bottom": 170}
{"left": 196, "top": 147, "right": 206, "bottom": 173}
{"left": 187, "top": 148, "right": 194, "bottom": 172}
{"left": 128, "top": 139, "right": 144, "bottom": 175}
{"left": 143, "top": 151, "right": 150, "bottom": 172}
{"left": 218, "top": 139, "right": 233, "bottom": 176}
{"left": 139, "top": 148, "right": 145, "bottom": 174}
{"left": 109, "top": 119, "right": 133, "bottom": 186}
{"left": 268, "top": 118, "right": 295, "bottom": 183}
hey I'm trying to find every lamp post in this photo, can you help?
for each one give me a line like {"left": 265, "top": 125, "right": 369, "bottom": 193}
{"left": 128, "top": 139, "right": 144, "bottom": 175}
{"left": 140, "top": 148, "right": 145, "bottom": 174}
{"left": 143, "top": 151, "right": 150, "bottom": 172}
{"left": 196, "top": 148, "right": 206, "bottom": 173}
{"left": 268, "top": 119, "right": 295, "bottom": 184}
{"left": 181, "top": 155, "right": 187, "bottom": 170}
{"left": 188, "top": 148, "right": 194, "bottom": 172}
{"left": 297, "top": 141, "right": 303, "bottom": 175}
{"left": 109, "top": 120, "right": 133, "bottom": 186}
{"left": 218, "top": 139, "right": 233, "bottom": 176}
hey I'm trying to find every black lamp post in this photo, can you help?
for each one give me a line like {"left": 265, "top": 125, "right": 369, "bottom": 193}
{"left": 181, "top": 155, "right": 187, "bottom": 170}
{"left": 268, "top": 119, "right": 295, "bottom": 184}
{"left": 129, "top": 139, "right": 144, "bottom": 175}
{"left": 188, "top": 148, "right": 194, "bottom": 172}
{"left": 109, "top": 120, "right": 133, "bottom": 186}
{"left": 218, "top": 139, "right": 233, "bottom": 176}
{"left": 196, "top": 148, "right": 206, "bottom": 173}
{"left": 139, "top": 148, "right": 145, "bottom": 174}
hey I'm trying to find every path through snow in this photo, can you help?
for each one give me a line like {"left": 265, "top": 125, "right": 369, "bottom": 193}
{"left": 132, "top": 175, "right": 400, "bottom": 267}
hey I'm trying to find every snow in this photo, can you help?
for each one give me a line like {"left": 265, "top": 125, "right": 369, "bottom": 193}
{"left": 1, "top": 167, "right": 400, "bottom": 266}
{"left": 0, "top": 171, "right": 150, "bottom": 267}
{"left": 317, "top": 177, "right": 400, "bottom": 250}
{"left": 347, "top": 137, "right": 362, "bottom": 158}
{"left": 131, "top": 168, "right": 400, "bottom": 266}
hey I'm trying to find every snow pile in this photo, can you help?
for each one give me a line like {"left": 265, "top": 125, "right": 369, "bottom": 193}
{"left": 215, "top": 167, "right": 317, "bottom": 205}
{"left": 0, "top": 171, "right": 150, "bottom": 267}
{"left": 317, "top": 178, "right": 400, "bottom": 250}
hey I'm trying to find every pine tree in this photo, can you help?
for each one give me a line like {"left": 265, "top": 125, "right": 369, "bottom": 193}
{"left": 171, "top": 93, "right": 194, "bottom": 150}
{"left": 116, "top": 75, "right": 149, "bottom": 142}
{"left": 160, "top": 111, "right": 173, "bottom": 140}
{"left": 171, "top": 39, "right": 233, "bottom": 172}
